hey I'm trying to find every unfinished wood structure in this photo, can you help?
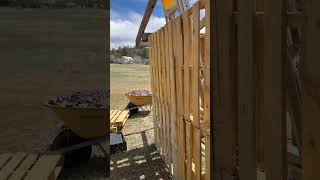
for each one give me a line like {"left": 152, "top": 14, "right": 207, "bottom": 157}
{"left": 147, "top": 0, "right": 319, "bottom": 179}
{"left": 149, "top": 1, "right": 210, "bottom": 179}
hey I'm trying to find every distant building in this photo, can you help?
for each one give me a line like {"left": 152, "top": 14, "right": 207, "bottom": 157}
{"left": 121, "top": 56, "right": 133, "bottom": 61}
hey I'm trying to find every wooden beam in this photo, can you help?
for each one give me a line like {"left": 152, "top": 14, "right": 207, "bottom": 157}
{"left": 301, "top": 0, "right": 320, "bottom": 179}
{"left": 237, "top": 0, "right": 257, "bottom": 179}
{"left": 136, "top": 0, "right": 158, "bottom": 47}
{"left": 212, "top": 0, "right": 237, "bottom": 179}
{"left": 262, "top": 0, "right": 287, "bottom": 179}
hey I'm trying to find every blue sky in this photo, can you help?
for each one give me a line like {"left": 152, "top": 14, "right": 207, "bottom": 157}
{"left": 110, "top": 0, "right": 200, "bottom": 49}
{"left": 111, "top": 0, "right": 164, "bottom": 17}
{"left": 110, "top": 0, "right": 166, "bottom": 49}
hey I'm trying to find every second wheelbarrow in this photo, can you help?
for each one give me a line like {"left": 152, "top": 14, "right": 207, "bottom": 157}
{"left": 44, "top": 100, "right": 111, "bottom": 165}
{"left": 125, "top": 90, "right": 152, "bottom": 113}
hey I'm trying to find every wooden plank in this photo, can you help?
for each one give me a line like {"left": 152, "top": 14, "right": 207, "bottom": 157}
{"left": 157, "top": 30, "right": 165, "bottom": 156}
{"left": 193, "top": 128, "right": 201, "bottom": 180}
{"left": 213, "top": 0, "right": 237, "bottom": 178}
{"left": 191, "top": 4, "right": 202, "bottom": 179}
{"left": 25, "top": 155, "right": 62, "bottom": 180}
{"left": 110, "top": 110, "right": 121, "bottom": 123}
{"left": 149, "top": 34, "right": 157, "bottom": 148}
{"left": 204, "top": 0, "right": 210, "bottom": 124}
{"left": 237, "top": 0, "right": 257, "bottom": 179}
{"left": 110, "top": 110, "right": 117, "bottom": 119}
{"left": 169, "top": 18, "right": 178, "bottom": 177}
{"left": 135, "top": 0, "right": 158, "bottom": 47}
{"left": 156, "top": 30, "right": 162, "bottom": 155}
{"left": 204, "top": 1, "right": 211, "bottom": 179}
{"left": 0, "top": 153, "right": 12, "bottom": 169}
{"left": 170, "top": 19, "right": 176, "bottom": 172}
{"left": 254, "top": 4, "right": 265, "bottom": 170}
{"left": 186, "top": 121, "right": 193, "bottom": 180}
{"left": 183, "top": 10, "right": 191, "bottom": 129}
{"left": 192, "top": 2, "right": 200, "bottom": 128}
{"left": 161, "top": 26, "right": 167, "bottom": 164}
{"left": 0, "top": 152, "right": 27, "bottom": 180}
{"left": 182, "top": 10, "right": 192, "bottom": 180}
{"left": 52, "top": 163, "right": 63, "bottom": 180}
{"left": 10, "top": 154, "right": 39, "bottom": 180}
{"left": 152, "top": 33, "right": 160, "bottom": 149}
{"left": 205, "top": 132, "right": 210, "bottom": 180}
{"left": 114, "top": 110, "right": 130, "bottom": 125}
{"left": 152, "top": 32, "right": 158, "bottom": 150}
{"left": 175, "top": 15, "right": 186, "bottom": 180}
{"left": 160, "top": 28, "right": 168, "bottom": 162}
{"left": 262, "top": 0, "right": 287, "bottom": 179}
{"left": 160, "top": 23, "right": 171, "bottom": 166}
{"left": 301, "top": 0, "right": 320, "bottom": 179}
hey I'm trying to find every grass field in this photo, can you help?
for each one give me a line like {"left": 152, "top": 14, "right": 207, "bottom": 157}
{"left": 110, "top": 64, "right": 151, "bottom": 109}
{"left": 0, "top": 8, "right": 108, "bottom": 179}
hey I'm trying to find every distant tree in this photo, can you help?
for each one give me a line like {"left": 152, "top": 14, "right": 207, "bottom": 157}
{"left": 110, "top": 46, "right": 150, "bottom": 64}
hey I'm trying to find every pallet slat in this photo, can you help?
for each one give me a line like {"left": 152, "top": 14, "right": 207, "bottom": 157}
{"left": 237, "top": 0, "right": 257, "bottom": 179}
{"left": 10, "top": 154, "right": 39, "bottom": 180}
{"left": 0, "top": 153, "right": 12, "bottom": 169}
{"left": 25, "top": 154, "right": 62, "bottom": 180}
{"left": 0, "top": 152, "right": 27, "bottom": 180}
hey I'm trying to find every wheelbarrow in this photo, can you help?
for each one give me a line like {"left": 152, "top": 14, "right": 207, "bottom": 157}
{"left": 44, "top": 103, "right": 111, "bottom": 165}
{"left": 125, "top": 91, "right": 152, "bottom": 114}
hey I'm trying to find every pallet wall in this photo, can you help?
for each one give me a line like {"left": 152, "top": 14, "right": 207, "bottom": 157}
{"left": 149, "top": 0, "right": 318, "bottom": 179}
{"left": 149, "top": 0, "right": 211, "bottom": 179}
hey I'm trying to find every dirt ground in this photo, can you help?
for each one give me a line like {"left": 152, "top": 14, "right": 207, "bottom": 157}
{"left": 109, "top": 112, "right": 171, "bottom": 179}
{"left": 0, "top": 8, "right": 108, "bottom": 179}
{"left": 109, "top": 64, "right": 171, "bottom": 179}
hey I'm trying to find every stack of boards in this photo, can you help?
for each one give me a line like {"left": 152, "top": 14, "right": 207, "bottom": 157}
{"left": 110, "top": 110, "right": 130, "bottom": 132}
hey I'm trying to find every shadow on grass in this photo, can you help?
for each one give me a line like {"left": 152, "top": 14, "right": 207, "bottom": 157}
{"left": 110, "top": 144, "right": 171, "bottom": 179}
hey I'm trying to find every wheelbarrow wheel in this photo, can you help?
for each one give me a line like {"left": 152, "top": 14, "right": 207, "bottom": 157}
{"left": 126, "top": 102, "right": 138, "bottom": 114}
{"left": 50, "top": 129, "right": 92, "bottom": 166}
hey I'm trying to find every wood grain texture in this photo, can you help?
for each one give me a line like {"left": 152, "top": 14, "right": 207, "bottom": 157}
{"left": 301, "top": 0, "right": 320, "bottom": 179}
{"left": 237, "top": 0, "right": 257, "bottom": 179}
{"left": 262, "top": 0, "right": 287, "bottom": 179}
{"left": 213, "top": 0, "right": 237, "bottom": 178}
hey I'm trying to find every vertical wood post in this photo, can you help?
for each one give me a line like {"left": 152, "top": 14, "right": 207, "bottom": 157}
{"left": 262, "top": 0, "right": 287, "bottom": 179}
{"left": 301, "top": 0, "right": 320, "bottom": 179}
{"left": 237, "top": 0, "right": 257, "bottom": 179}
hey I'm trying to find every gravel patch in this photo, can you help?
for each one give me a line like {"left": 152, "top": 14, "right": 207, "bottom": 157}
{"left": 125, "top": 90, "right": 151, "bottom": 97}
{"left": 48, "top": 90, "right": 109, "bottom": 108}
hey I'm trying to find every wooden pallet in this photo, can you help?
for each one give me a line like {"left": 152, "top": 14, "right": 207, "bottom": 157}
{"left": 110, "top": 110, "right": 130, "bottom": 132}
{"left": 0, "top": 152, "right": 63, "bottom": 180}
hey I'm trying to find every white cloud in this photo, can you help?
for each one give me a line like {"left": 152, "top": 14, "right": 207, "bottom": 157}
{"left": 110, "top": 10, "right": 166, "bottom": 49}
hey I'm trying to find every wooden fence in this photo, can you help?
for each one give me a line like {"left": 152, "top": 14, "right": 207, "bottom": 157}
{"left": 148, "top": 0, "right": 318, "bottom": 179}
{"left": 149, "top": 1, "right": 210, "bottom": 179}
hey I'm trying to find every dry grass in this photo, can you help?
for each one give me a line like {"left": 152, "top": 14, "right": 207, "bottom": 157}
{"left": 110, "top": 64, "right": 151, "bottom": 109}
{"left": 110, "top": 64, "right": 171, "bottom": 179}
